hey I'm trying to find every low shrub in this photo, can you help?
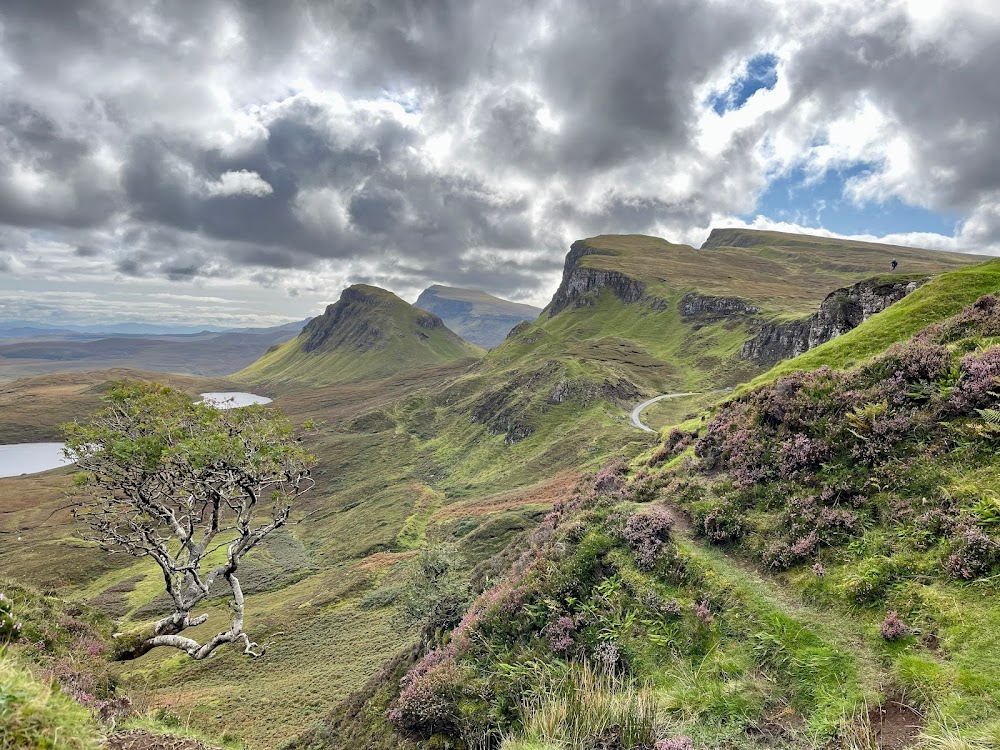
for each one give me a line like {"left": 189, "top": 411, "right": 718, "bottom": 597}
{"left": 612, "top": 507, "right": 674, "bottom": 570}
{"left": 880, "top": 611, "right": 910, "bottom": 641}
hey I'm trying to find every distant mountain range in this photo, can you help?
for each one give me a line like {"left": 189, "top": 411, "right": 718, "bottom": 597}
{"left": 414, "top": 285, "right": 541, "bottom": 348}
{"left": 0, "top": 319, "right": 311, "bottom": 382}
{"left": 0, "top": 318, "right": 309, "bottom": 339}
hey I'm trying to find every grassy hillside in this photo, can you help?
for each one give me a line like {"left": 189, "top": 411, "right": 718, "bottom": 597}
{"left": 427, "top": 231, "right": 985, "bottom": 459}
{"left": 745, "top": 258, "right": 1000, "bottom": 387}
{"left": 321, "top": 290, "right": 1000, "bottom": 750}
{"left": 236, "top": 285, "right": 483, "bottom": 387}
{"left": 414, "top": 285, "right": 541, "bottom": 349}
{"left": 0, "top": 229, "right": 991, "bottom": 749}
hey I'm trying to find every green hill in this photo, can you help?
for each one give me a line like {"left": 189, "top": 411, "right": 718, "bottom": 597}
{"left": 305, "top": 270, "right": 1000, "bottom": 750}
{"left": 437, "top": 230, "right": 986, "bottom": 448}
{"left": 3, "top": 229, "right": 995, "bottom": 749}
{"left": 414, "top": 285, "right": 541, "bottom": 349}
{"left": 235, "top": 284, "right": 484, "bottom": 387}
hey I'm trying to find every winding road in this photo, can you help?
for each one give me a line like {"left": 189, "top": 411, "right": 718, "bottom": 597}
{"left": 628, "top": 392, "right": 701, "bottom": 432}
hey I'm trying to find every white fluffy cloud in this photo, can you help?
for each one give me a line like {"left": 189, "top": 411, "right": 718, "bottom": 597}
{"left": 204, "top": 170, "right": 273, "bottom": 198}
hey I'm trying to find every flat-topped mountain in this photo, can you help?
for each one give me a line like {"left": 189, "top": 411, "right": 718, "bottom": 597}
{"left": 235, "top": 284, "right": 483, "bottom": 386}
{"left": 556, "top": 230, "right": 983, "bottom": 318}
{"left": 414, "top": 285, "right": 541, "bottom": 348}
{"left": 455, "top": 229, "right": 988, "bottom": 443}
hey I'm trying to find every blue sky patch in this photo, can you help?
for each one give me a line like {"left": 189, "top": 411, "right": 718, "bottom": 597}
{"left": 751, "top": 164, "right": 960, "bottom": 237}
{"left": 709, "top": 53, "right": 779, "bottom": 115}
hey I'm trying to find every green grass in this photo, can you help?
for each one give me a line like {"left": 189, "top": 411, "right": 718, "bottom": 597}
{"left": 0, "top": 651, "right": 101, "bottom": 750}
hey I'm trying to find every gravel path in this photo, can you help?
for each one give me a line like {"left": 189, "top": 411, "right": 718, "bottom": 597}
{"left": 628, "top": 392, "right": 700, "bottom": 432}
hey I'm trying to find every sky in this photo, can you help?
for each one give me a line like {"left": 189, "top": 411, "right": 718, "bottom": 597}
{"left": 1, "top": 0, "right": 999, "bottom": 327}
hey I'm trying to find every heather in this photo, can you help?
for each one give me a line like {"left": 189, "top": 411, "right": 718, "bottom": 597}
{"left": 690, "top": 297, "right": 1000, "bottom": 580}
{"left": 370, "top": 296, "right": 1000, "bottom": 750}
{"left": 379, "top": 462, "right": 875, "bottom": 748}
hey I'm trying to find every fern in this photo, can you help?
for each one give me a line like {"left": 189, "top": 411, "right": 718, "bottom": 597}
{"left": 979, "top": 407, "right": 1000, "bottom": 426}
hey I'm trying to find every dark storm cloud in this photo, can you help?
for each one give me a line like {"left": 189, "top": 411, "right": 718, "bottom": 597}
{"left": 0, "top": 0, "right": 999, "bottom": 313}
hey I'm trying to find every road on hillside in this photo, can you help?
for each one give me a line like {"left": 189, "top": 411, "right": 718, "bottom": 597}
{"left": 629, "top": 392, "right": 701, "bottom": 432}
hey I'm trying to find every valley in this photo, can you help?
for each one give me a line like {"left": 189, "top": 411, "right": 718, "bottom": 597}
{"left": 2, "top": 229, "right": 999, "bottom": 750}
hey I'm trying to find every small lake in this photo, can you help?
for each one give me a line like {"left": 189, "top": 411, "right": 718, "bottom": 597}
{"left": 199, "top": 392, "right": 273, "bottom": 409}
{"left": 0, "top": 442, "right": 74, "bottom": 478}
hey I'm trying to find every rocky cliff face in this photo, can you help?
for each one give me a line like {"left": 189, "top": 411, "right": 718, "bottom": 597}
{"left": 679, "top": 293, "right": 760, "bottom": 321}
{"left": 547, "top": 241, "right": 646, "bottom": 317}
{"left": 300, "top": 287, "right": 388, "bottom": 353}
{"left": 741, "top": 277, "right": 928, "bottom": 365}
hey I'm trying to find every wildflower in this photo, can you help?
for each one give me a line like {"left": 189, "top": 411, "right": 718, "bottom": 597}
{"left": 656, "top": 736, "right": 696, "bottom": 750}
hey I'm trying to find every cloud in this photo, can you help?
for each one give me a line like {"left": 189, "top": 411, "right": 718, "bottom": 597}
{"left": 0, "top": 0, "right": 998, "bottom": 325}
{"left": 204, "top": 170, "right": 273, "bottom": 198}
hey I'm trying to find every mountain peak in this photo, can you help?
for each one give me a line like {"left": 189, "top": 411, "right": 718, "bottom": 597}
{"left": 415, "top": 285, "right": 541, "bottom": 349}
{"left": 237, "top": 284, "right": 481, "bottom": 386}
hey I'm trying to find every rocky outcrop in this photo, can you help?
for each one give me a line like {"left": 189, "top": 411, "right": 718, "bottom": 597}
{"left": 548, "top": 241, "right": 646, "bottom": 317}
{"left": 741, "top": 277, "right": 928, "bottom": 365}
{"left": 546, "top": 375, "right": 642, "bottom": 407}
{"left": 416, "top": 313, "right": 444, "bottom": 329}
{"left": 679, "top": 293, "right": 759, "bottom": 321}
{"left": 300, "top": 293, "right": 386, "bottom": 353}
{"left": 506, "top": 321, "right": 534, "bottom": 340}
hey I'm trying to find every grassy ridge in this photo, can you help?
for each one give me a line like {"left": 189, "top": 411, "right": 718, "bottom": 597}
{"left": 577, "top": 232, "right": 983, "bottom": 316}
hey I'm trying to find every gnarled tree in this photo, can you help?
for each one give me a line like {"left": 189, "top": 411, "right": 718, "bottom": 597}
{"left": 63, "top": 382, "right": 314, "bottom": 660}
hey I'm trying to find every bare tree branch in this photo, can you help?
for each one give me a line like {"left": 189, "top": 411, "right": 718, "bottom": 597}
{"left": 64, "top": 381, "right": 315, "bottom": 661}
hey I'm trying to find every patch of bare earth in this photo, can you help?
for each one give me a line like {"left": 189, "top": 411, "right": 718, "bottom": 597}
{"left": 104, "top": 729, "right": 217, "bottom": 750}
{"left": 869, "top": 699, "right": 923, "bottom": 750}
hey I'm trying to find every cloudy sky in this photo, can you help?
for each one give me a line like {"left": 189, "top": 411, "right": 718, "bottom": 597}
{"left": 1, "top": 0, "right": 999, "bottom": 327}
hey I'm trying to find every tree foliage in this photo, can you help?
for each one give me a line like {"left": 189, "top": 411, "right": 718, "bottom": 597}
{"left": 63, "top": 381, "right": 314, "bottom": 660}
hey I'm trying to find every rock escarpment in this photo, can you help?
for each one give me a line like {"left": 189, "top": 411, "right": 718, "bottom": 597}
{"left": 679, "top": 293, "right": 760, "bottom": 321}
{"left": 547, "top": 242, "right": 646, "bottom": 317}
{"left": 740, "top": 276, "right": 928, "bottom": 365}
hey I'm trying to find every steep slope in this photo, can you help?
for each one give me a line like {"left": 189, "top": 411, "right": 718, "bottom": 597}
{"left": 438, "top": 231, "right": 984, "bottom": 447}
{"left": 414, "top": 285, "right": 541, "bottom": 349}
{"left": 307, "top": 278, "right": 1000, "bottom": 750}
{"left": 235, "top": 284, "right": 484, "bottom": 387}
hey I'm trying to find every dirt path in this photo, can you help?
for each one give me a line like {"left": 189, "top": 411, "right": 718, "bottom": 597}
{"left": 666, "top": 504, "right": 889, "bottom": 697}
